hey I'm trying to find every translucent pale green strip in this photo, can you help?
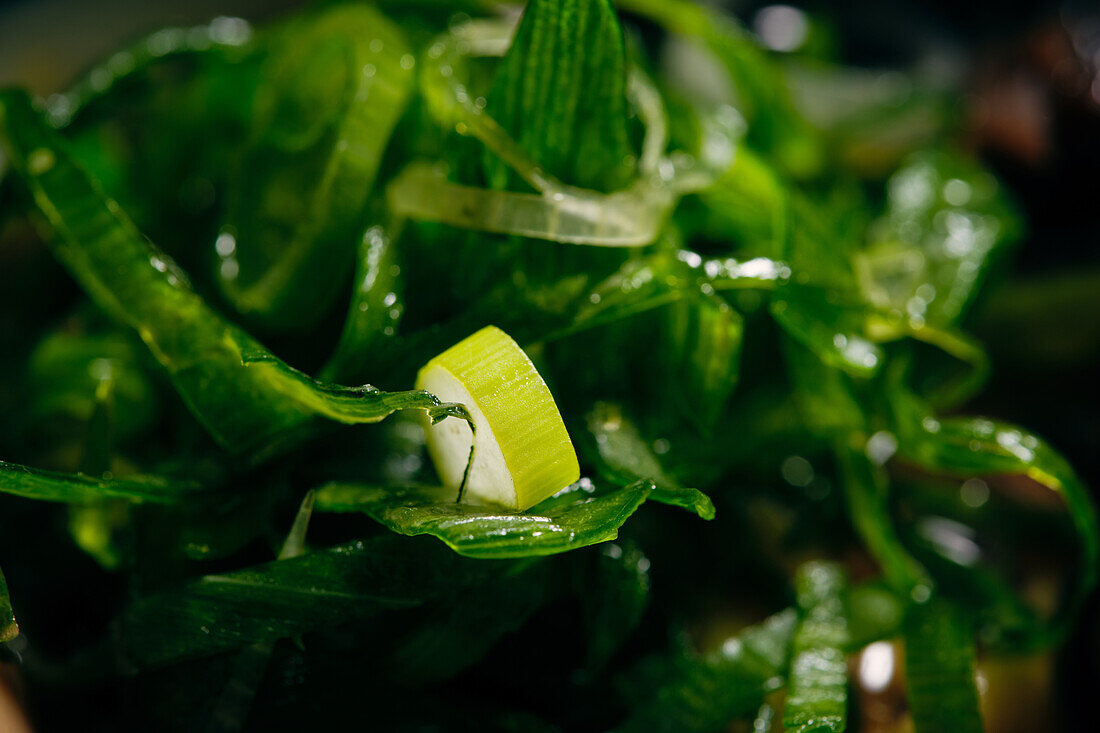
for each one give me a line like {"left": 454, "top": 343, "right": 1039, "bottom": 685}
{"left": 388, "top": 20, "right": 731, "bottom": 246}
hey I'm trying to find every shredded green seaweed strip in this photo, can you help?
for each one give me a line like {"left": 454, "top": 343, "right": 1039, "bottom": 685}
{"left": 585, "top": 403, "right": 715, "bottom": 520}
{"left": 893, "top": 398, "right": 1100, "bottom": 646}
{"left": 117, "top": 535, "right": 510, "bottom": 670}
{"left": 240, "top": 347, "right": 470, "bottom": 427}
{"left": 389, "top": 19, "right": 728, "bottom": 246}
{"left": 783, "top": 562, "right": 849, "bottom": 733}
{"left": 217, "top": 4, "right": 413, "bottom": 323}
{"left": 0, "top": 90, "right": 465, "bottom": 455}
{"left": 321, "top": 221, "right": 403, "bottom": 382}
{"left": 1, "top": 459, "right": 202, "bottom": 504}
{"left": 904, "top": 598, "right": 984, "bottom": 733}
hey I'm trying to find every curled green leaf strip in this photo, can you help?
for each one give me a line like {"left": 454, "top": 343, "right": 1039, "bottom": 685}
{"left": 240, "top": 347, "right": 472, "bottom": 429}
{"left": 0, "top": 90, "right": 465, "bottom": 455}
{"left": 0, "top": 565, "right": 18, "bottom": 643}
{"left": 617, "top": 609, "right": 797, "bottom": 732}
{"left": 44, "top": 16, "right": 255, "bottom": 129}
{"left": 783, "top": 562, "right": 849, "bottom": 733}
{"left": 217, "top": 4, "right": 414, "bottom": 324}
{"left": 893, "top": 405, "right": 1100, "bottom": 647}
{"left": 1, "top": 459, "right": 203, "bottom": 505}
{"left": 387, "top": 20, "right": 731, "bottom": 246}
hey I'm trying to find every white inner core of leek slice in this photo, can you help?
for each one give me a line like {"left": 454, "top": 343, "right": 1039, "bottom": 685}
{"left": 418, "top": 362, "right": 515, "bottom": 508}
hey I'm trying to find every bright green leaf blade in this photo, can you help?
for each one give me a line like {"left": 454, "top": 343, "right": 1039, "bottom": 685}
{"left": 585, "top": 403, "right": 715, "bottom": 520}
{"left": 892, "top": 398, "right": 1099, "bottom": 645}
{"left": 664, "top": 293, "right": 744, "bottom": 431}
{"left": 0, "top": 89, "right": 311, "bottom": 453}
{"left": 545, "top": 248, "right": 783, "bottom": 344}
{"left": 240, "top": 347, "right": 469, "bottom": 426}
{"left": 118, "top": 534, "right": 510, "bottom": 669}
{"left": 219, "top": 4, "right": 413, "bottom": 326}
{"left": 0, "top": 90, "right": 457, "bottom": 455}
{"left": 486, "top": 0, "right": 634, "bottom": 192}
{"left": 904, "top": 598, "right": 984, "bottom": 733}
{"left": 772, "top": 281, "right": 883, "bottom": 377}
{"left": 1, "top": 459, "right": 202, "bottom": 504}
{"left": 858, "top": 151, "right": 1021, "bottom": 329}
{"left": 321, "top": 221, "right": 403, "bottom": 383}
{"left": 784, "top": 562, "right": 849, "bottom": 733}
{"left": 0, "top": 564, "right": 17, "bottom": 642}
{"left": 617, "top": 609, "right": 797, "bottom": 732}
{"left": 315, "top": 478, "right": 674, "bottom": 558}
{"left": 28, "top": 329, "right": 155, "bottom": 438}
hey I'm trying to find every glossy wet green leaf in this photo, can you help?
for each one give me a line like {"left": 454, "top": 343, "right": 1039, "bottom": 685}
{"left": 315, "top": 477, "right": 696, "bottom": 558}
{"left": 783, "top": 562, "right": 848, "bottom": 733}
{"left": 837, "top": 444, "right": 930, "bottom": 598}
{"left": 904, "top": 598, "right": 984, "bottom": 733}
{"left": 0, "top": 91, "right": 460, "bottom": 455}
{"left": 857, "top": 151, "right": 1021, "bottom": 329}
{"left": 0, "top": 90, "right": 312, "bottom": 453}
{"left": 550, "top": 248, "right": 784, "bottom": 343}
{"left": 119, "top": 534, "right": 511, "bottom": 669}
{"left": 585, "top": 403, "right": 715, "bottom": 520}
{"left": 772, "top": 280, "right": 883, "bottom": 377}
{"left": 1, "top": 459, "right": 202, "bottom": 504}
{"left": 239, "top": 347, "right": 469, "bottom": 427}
{"left": 618, "top": 609, "right": 796, "bottom": 732}
{"left": 486, "top": 0, "right": 634, "bottom": 192}
{"left": 890, "top": 391, "right": 1099, "bottom": 645}
{"left": 322, "top": 221, "right": 404, "bottom": 382}
{"left": 219, "top": 4, "right": 413, "bottom": 326}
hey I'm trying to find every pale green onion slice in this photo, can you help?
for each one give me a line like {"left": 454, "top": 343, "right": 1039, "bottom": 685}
{"left": 416, "top": 326, "right": 579, "bottom": 511}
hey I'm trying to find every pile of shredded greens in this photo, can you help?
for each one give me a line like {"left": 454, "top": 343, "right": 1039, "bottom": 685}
{"left": 0, "top": 0, "right": 1095, "bottom": 730}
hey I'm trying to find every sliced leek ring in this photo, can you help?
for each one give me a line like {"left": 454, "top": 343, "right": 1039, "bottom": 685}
{"left": 416, "top": 326, "right": 579, "bottom": 511}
